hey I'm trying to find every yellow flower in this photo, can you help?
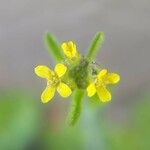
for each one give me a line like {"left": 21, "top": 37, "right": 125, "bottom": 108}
{"left": 87, "top": 69, "right": 120, "bottom": 102}
{"left": 61, "top": 41, "right": 79, "bottom": 59}
{"left": 34, "top": 63, "right": 72, "bottom": 103}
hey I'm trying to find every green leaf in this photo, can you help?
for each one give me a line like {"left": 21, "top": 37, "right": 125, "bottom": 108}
{"left": 67, "top": 89, "right": 85, "bottom": 126}
{"left": 44, "top": 32, "right": 64, "bottom": 62}
{"left": 86, "top": 32, "right": 105, "bottom": 61}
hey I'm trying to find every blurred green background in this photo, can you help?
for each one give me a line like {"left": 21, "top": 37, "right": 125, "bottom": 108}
{"left": 0, "top": 0, "right": 150, "bottom": 150}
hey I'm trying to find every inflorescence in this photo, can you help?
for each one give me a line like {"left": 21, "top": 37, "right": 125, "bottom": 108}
{"left": 35, "top": 40, "right": 120, "bottom": 103}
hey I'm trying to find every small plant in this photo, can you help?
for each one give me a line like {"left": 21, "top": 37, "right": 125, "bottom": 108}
{"left": 34, "top": 32, "right": 120, "bottom": 126}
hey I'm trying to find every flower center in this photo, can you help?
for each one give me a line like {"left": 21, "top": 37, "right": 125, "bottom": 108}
{"left": 47, "top": 74, "right": 60, "bottom": 87}
{"left": 95, "top": 78, "right": 105, "bottom": 88}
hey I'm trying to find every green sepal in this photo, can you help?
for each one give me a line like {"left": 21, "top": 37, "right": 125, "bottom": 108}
{"left": 44, "top": 32, "right": 64, "bottom": 62}
{"left": 68, "top": 57, "right": 89, "bottom": 89}
{"left": 86, "top": 32, "right": 105, "bottom": 61}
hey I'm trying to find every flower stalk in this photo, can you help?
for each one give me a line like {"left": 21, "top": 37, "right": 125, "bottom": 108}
{"left": 67, "top": 89, "right": 85, "bottom": 126}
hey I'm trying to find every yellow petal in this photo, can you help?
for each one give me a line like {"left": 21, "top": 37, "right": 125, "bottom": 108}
{"left": 87, "top": 83, "right": 96, "bottom": 97}
{"left": 68, "top": 41, "right": 76, "bottom": 55}
{"left": 54, "top": 63, "right": 67, "bottom": 77}
{"left": 34, "top": 65, "right": 53, "bottom": 80}
{"left": 97, "top": 86, "right": 111, "bottom": 102}
{"left": 57, "top": 82, "right": 72, "bottom": 98}
{"left": 41, "top": 86, "right": 55, "bottom": 103}
{"left": 61, "top": 41, "right": 77, "bottom": 59}
{"left": 97, "top": 69, "right": 107, "bottom": 79}
{"left": 105, "top": 73, "right": 120, "bottom": 84}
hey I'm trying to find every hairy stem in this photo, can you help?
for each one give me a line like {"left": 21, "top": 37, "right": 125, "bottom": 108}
{"left": 67, "top": 89, "right": 85, "bottom": 126}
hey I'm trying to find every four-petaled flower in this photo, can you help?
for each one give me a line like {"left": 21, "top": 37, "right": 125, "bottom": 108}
{"left": 34, "top": 63, "right": 72, "bottom": 103}
{"left": 61, "top": 41, "right": 79, "bottom": 60}
{"left": 87, "top": 69, "right": 120, "bottom": 102}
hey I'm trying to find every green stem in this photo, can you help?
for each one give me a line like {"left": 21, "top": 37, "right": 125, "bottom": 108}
{"left": 86, "top": 32, "right": 105, "bottom": 61}
{"left": 67, "top": 89, "right": 85, "bottom": 126}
